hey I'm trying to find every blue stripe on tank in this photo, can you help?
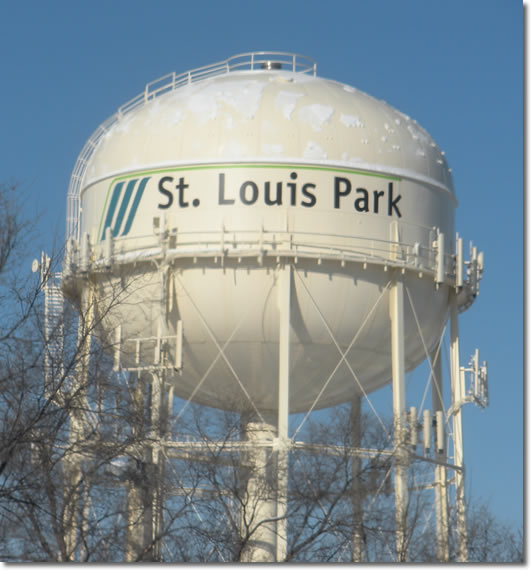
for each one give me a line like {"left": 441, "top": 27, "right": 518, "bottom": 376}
{"left": 101, "top": 181, "right": 124, "bottom": 240}
{"left": 112, "top": 179, "right": 137, "bottom": 237}
{"left": 121, "top": 177, "right": 150, "bottom": 236}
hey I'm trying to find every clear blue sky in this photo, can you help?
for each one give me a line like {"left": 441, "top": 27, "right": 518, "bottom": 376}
{"left": 0, "top": 0, "right": 523, "bottom": 529}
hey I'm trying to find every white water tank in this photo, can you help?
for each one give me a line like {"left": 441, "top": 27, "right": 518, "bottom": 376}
{"left": 64, "top": 52, "right": 456, "bottom": 413}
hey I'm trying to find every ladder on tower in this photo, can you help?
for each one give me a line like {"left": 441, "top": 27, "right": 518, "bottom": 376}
{"left": 34, "top": 253, "right": 65, "bottom": 396}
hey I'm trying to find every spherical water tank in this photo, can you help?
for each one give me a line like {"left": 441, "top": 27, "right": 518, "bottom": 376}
{"left": 64, "top": 53, "right": 456, "bottom": 413}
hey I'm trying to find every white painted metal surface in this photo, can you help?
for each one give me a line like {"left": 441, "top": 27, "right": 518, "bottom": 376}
{"left": 64, "top": 52, "right": 458, "bottom": 413}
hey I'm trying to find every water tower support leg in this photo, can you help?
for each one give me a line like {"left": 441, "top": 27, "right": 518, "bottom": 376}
{"left": 63, "top": 284, "right": 94, "bottom": 560}
{"left": 430, "top": 345, "right": 449, "bottom": 561}
{"left": 450, "top": 293, "right": 468, "bottom": 561}
{"left": 351, "top": 395, "right": 364, "bottom": 562}
{"left": 276, "top": 262, "right": 291, "bottom": 561}
{"left": 126, "top": 374, "right": 163, "bottom": 561}
{"left": 126, "top": 375, "right": 143, "bottom": 561}
{"left": 147, "top": 373, "right": 163, "bottom": 560}
{"left": 63, "top": 414, "right": 83, "bottom": 560}
{"left": 242, "top": 262, "right": 291, "bottom": 562}
{"left": 240, "top": 415, "right": 277, "bottom": 562}
{"left": 390, "top": 276, "right": 408, "bottom": 561}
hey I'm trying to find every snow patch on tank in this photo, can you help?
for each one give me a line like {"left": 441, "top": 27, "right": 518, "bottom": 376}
{"left": 298, "top": 104, "right": 334, "bottom": 131}
{"left": 152, "top": 104, "right": 185, "bottom": 126}
{"left": 219, "top": 140, "right": 248, "bottom": 158}
{"left": 170, "top": 108, "right": 184, "bottom": 125}
{"left": 216, "top": 79, "right": 267, "bottom": 119}
{"left": 342, "top": 85, "right": 358, "bottom": 94}
{"left": 303, "top": 140, "right": 327, "bottom": 160}
{"left": 109, "top": 113, "right": 136, "bottom": 136}
{"left": 407, "top": 121, "right": 431, "bottom": 145}
{"left": 186, "top": 90, "right": 219, "bottom": 124}
{"left": 275, "top": 90, "right": 304, "bottom": 119}
{"left": 340, "top": 113, "right": 364, "bottom": 128}
{"left": 261, "top": 143, "right": 285, "bottom": 157}
{"left": 146, "top": 99, "right": 162, "bottom": 121}
{"left": 290, "top": 73, "right": 318, "bottom": 84}
{"left": 341, "top": 152, "right": 365, "bottom": 164}
{"left": 172, "top": 78, "right": 267, "bottom": 124}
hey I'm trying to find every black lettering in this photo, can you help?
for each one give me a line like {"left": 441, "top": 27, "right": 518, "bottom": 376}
{"left": 265, "top": 181, "right": 282, "bottom": 205}
{"left": 240, "top": 181, "right": 259, "bottom": 205}
{"left": 334, "top": 176, "right": 351, "bottom": 208}
{"left": 387, "top": 182, "right": 402, "bottom": 217}
{"left": 354, "top": 188, "right": 369, "bottom": 212}
{"left": 158, "top": 176, "right": 174, "bottom": 209}
{"left": 218, "top": 173, "right": 235, "bottom": 205}
{"left": 373, "top": 190, "right": 385, "bottom": 213}
{"left": 288, "top": 173, "right": 298, "bottom": 206}
{"left": 176, "top": 177, "right": 189, "bottom": 208}
{"left": 301, "top": 183, "right": 317, "bottom": 207}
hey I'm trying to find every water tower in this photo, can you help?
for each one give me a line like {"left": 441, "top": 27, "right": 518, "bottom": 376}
{"left": 54, "top": 52, "right": 486, "bottom": 561}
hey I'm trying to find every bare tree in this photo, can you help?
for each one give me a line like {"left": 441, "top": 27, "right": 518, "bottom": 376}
{"left": 0, "top": 183, "right": 523, "bottom": 563}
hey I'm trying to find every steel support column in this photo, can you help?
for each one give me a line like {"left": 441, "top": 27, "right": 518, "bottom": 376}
{"left": 276, "top": 262, "right": 291, "bottom": 561}
{"left": 63, "top": 284, "right": 93, "bottom": 561}
{"left": 125, "top": 376, "right": 148, "bottom": 562}
{"left": 450, "top": 292, "right": 468, "bottom": 561}
{"left": 125, "top": 378, "right": 165, "bottom": 561}
{"left": 240, "top": 415, "right": 277, "bottom": 562}
{"left": 431, "top": 345, "right": 449, "bottom": 561}
{"left": 241, "top": 262, "right": 291, "bottom": 562}
{"left": 148, "top": 373, "right": 163, "bottom": 560}
{"left": 351, "top": 395, "right": 364, "bottom": 562}
{"left": 390, "top": 275, "right": 408, "bottom": 561}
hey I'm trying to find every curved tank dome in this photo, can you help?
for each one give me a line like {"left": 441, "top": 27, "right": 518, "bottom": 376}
{"left": 81, "top": 61, "right": 453, "bottom": 197}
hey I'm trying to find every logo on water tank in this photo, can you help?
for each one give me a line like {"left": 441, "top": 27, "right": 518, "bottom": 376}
{"left": 100, "top": 177, "right": 150, "bottom": 240}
